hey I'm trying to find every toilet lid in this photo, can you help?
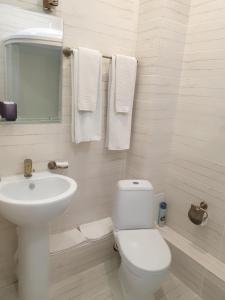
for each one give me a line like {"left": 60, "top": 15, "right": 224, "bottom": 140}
{"left": 117, "top": 229, "right": 171, "bottom": 274}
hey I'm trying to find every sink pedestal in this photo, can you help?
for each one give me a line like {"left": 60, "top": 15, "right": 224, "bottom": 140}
{"left": 0, "top": 172, "right": 77, "bottom": 300}
{"left": 18, "top": 225, "right": 49, "bottom": 300}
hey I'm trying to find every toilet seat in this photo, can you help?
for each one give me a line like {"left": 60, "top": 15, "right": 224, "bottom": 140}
{"left": 116, "top": 229, "right": 171, "bottom": 277}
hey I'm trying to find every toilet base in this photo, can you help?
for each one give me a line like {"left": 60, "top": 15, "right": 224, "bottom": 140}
{"left": 119, "top": 264, "right": 156, "bottom": 300}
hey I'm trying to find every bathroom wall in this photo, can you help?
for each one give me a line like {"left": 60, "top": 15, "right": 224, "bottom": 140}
{"left": 2, "top": 0, "right": 225, "bottom": 297}
{"left": 0, "top": 0, "right": 139, "bottom": 291}
{"left": 125, "top": 0, "right": 225, "bottom": 272}
{"left": 126, "top": 0, "right": 190, "bottom": 193}
{"left": 126, "top": 0, "right": 225, "bottom": 296}
{"left": 166, "top": 0, "right": 225, "bottom": 263}
{"left": 125, "top": 0, "right": 225, "bottom": 296}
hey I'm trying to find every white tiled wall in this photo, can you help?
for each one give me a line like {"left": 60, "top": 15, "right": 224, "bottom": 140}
{"left": 126, "top": 0, "right": 190, "bottom": 193}
{"left": 127, "top": 0, "right": 225, "bottom": 266}
{"left": 165, "top": 0, "right": 225, "bottom": 262}
{"left": 0, "top": 0, "right": 139, "bottom": 291}
{"left": 127, "top": 0, "right": 225, "bottom": 297}
{"left": 163, "top": 0, "right": 225, "bottom": 297}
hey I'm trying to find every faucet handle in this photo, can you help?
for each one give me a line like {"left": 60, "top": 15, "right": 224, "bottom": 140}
{"left": 48, "top": 161, "right": 69, "bottom": 170}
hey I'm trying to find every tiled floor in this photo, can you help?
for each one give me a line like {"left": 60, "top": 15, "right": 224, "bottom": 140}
{"left": 1, "top": 258, "right": 202, "bottom": 300}
{"left": 51, "top": 258, "right": 202, "bottom": 300}
{"left": 155, "top": 276, "right": 202, "bottom": 300}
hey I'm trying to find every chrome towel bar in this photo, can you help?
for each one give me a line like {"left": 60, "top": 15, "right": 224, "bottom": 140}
{"left": 63, "top": 47, "right": 138, "bottom": 62}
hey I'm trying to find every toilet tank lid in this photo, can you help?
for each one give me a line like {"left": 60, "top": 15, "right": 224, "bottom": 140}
{"left": 118, "top": 180, "right": 153, "bottom": 191}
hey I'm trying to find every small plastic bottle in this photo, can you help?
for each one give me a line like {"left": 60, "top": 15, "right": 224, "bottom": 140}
{"left": 158, "top": 202, "right": 167, "bottom": 227}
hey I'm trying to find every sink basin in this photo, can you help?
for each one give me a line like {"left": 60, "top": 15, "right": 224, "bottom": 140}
{"left": 0, "top": 171, "right": 77, "bottom": 225}
{"left": 0, "top": 171, "right": 77, "bottom": 300}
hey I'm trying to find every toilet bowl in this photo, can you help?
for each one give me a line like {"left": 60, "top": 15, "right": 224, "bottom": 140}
{"left": 112, "top": 180, "right": 171, "bottom": 300}
{"left": 115, "top": 229, "right": 171, "bottom": 300}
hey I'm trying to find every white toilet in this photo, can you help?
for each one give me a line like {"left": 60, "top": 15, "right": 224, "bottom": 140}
{"left": 113, "top": 180, "right": 171, "bottom": 300}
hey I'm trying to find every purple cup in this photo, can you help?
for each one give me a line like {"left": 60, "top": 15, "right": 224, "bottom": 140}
{"left": 2, "top": 102, "right": 17, "bottom": 121}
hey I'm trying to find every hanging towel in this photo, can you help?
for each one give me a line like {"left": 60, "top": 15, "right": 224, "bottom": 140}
{"left": 77, "top": 47, "right": 102, "bottom": 111}
{"left": 79, "top": 217, "right": 113, "bottom": 241}
{"left": 106, "top": 56, "right": 137, "bottom": 150}
{"left": 115, "top": 55, "right": 137, "bottom": 113}
{"left": 71, "top": 48, "right": 102, "bottom": 143}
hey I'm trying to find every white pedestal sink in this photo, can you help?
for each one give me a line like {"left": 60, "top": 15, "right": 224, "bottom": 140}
{"left": 0, "top": 172, "right": 77, "bottom": 300}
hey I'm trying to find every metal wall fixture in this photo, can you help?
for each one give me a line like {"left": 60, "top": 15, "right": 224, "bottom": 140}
{"left": 63, "top": 47, "right": 138, "bottom": 63}
{"left": 43, "top": 0, "right": 59, "bottom": 10}
{"left": 48, "top": 161, "right": 69, "bottom": 170}
{"left": 63, "top": 47, "right": 113, "bottom": 60}
{"left": 188, "top": 201, "right": 208, "bottom": 226}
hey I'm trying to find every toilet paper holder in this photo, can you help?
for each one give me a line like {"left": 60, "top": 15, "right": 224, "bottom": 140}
{"left": 188, "top": 201, "right": 208, "bottom": 226}
{"left": 43, "top": 0, "right": 59, "bottom": 10}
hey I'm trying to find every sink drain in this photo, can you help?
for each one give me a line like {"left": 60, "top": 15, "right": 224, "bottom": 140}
{"left": 29, "top": 183, "right": 35, "bottom": 190}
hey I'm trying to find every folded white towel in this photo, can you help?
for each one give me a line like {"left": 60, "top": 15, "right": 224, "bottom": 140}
{"left": 77, "top": 47, "right": 102, "bottom": 111}
{"left": 106, "top": 56, "right": 135, "bottom": 150}
{"left": 79, "top": 217, "right": 113, "bottom": 241}
{"left": 115, "top": 55, "right": 137, "bottom": 113}
{"left": 71, "top": 49, "right": 102, "bottom": 143}
{"left": 50, "top": 228, "right": 87, "bottom": 253}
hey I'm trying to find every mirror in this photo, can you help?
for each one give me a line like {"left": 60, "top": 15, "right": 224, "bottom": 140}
{"left": 0, "top": 4, "right": 63, "bottom": 123}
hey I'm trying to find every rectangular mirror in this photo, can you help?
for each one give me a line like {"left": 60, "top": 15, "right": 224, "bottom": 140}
{"left": 0, "top": 4, "right": 63, "bottom": 123}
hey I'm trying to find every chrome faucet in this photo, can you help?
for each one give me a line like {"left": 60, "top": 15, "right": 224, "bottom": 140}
{"left": 24, "top": 159, "right": 33, "bottom": 177}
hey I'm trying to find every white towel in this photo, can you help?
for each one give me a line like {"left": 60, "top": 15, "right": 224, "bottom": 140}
{"left": 115, "top": 55, "right": 137, "bottom": 113}
{"left": 79, "top": 217, "right": 113, "bottom": 241}
{"left": 77, "top": 47, "right": 102, "bottom": 111}
{"left": 71, "top": 49, "right": 102, "bottom": 143}
{"left": 106, "top": 56, "right": 135, "bottom": 150}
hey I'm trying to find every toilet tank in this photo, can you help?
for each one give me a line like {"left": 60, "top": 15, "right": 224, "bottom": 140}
{"left": 113, "top": 180, "right": 154, "bottom": 230}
